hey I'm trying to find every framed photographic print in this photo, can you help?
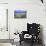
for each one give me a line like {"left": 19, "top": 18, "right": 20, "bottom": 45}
{"left": 14, "top": 10, "right": 27, "bottom": 18}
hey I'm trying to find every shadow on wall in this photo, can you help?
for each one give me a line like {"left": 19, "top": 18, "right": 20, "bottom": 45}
{"left": 40, "top": 25, "right": 45, "bottom": 46}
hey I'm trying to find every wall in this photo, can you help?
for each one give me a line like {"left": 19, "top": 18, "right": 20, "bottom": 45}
{"left": 8, "top": 0, "right": 46, "bottom": 45}
{"left": 0, "top": 0, "right": 8, "bottom": 3}
{"left": 0, "top": 0, "right": 46, "bottom": 46}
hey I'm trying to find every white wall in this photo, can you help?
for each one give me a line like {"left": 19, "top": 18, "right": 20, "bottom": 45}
{"left": 0, "top": 0, "right": 46, "bottom": 46}
{"left": 8, "top": 0, "right": 46, "bottom": 46}
{"left": 0, "top": 0, "right": 8, "bottom": 3}
{"left": 9, "top": 0, "right": 45, "bottom": 36}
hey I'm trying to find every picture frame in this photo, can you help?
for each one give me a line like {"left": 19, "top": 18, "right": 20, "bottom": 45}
{"left": 14, "top": 10, "right": 27, "bottom": 18}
